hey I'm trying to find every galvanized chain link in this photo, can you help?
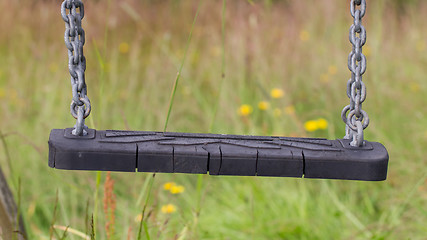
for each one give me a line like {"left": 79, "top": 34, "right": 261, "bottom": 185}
{"left": 61, "top": 0, "right": 91, "bottom": 136}
{"left": 341, "top": 0, "right": 369, "bottom": 147}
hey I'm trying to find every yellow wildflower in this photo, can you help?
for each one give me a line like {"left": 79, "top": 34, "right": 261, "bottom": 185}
{"left": 316, "top": 118, "right": 328, "bottom": 130}
{"left": 273, "top": 108, "right": 282, "bottom": 117}
{"left": 299, "top": 30, "right": 310, "bottom": 42}
{"left": 304, "top": 120, "right": 318, "bottom": 132}
{"left": 258, "top": 101, "right": 270, "bottom": 111}
{"left": 163, "top": 182, "right": 176, "bottom": 191}
{"left": 328, "top": 65, "right": 337, "bottom": 75}
{"left": 304, "top": 118, "right": 329, "bottom": 132}
{"left": 238, "top": 104, "right": 253, "bottom": 116}
{"left": 119, "top": 42, "right": 130, "bottom": 54}
{"left": 270, "top": 88, "right": 284, "bottom": 99}
{"left": 170, "top": 185, "right": 185, "bottom": 194}
{"left": 416, "top": 40, "right": 426, "bottom": 52}
{"left": 284, "top": 105, "right": 295, "bottom": 115}
{"left": 161, "top": 204, "right": 177, "bottom": 214}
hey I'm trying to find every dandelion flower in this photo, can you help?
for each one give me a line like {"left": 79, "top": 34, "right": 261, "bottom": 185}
{"left": 119, "top": 42, "right": 130, "bottom": 54}
{"left": 284, "top": 105, "right": 295, "bottom": 115}
{"left": 304, "top": 120, "right": 318, "bottom": 132}
{"left": 161, "top": 204, "right": 177, "bottom": 214}
{"left": 316, "top": 118, "right": 328, "bottom": 130}
{"left": 239, "top": 104, "right": 253, "bottom": 116}
{"left": 304, "top": 118, "right": 329, "bottom": 132}
{"left": 328, "top": 65, "right": 337, "bottom": 75}
{"left": 163, "top": 182, "right": 176, "bottom": 191}
{"left": 170, "top": 185, "right": 185, "bottom": 194}
{"left": 299, "top": 30, "right": 310, "bottom": 42}
{"left": 270, "top": 88, "right": 284, "bottom": 99}
{"left": 258, "top": 101, "right": 270, "bottom": 111}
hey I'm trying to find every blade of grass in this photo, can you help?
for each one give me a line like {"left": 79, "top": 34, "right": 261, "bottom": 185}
{"left": 1, "top": 131, "right": 43, "bottom": 156}
{"left": 54, "top": 225, "right": 90, "bottom": 240}
{"left": 58, "top": 190, "right": 72, "bottom": 239}
{"left": 49, "top": 190, "right": 60, "bottom": 240}
{"left": 135, "top": 174, "right": 153, "bottom": 207}
{"left": 15, "top": 177, "right": 21, "bottom": 240}
{"left": 177, "top": 225, "right": 188, "bottom": 240}
{"left": 91, "top": 39, "right": 106, "bottom": 128}
{"left": 0, "top": 130, "right": 14, "bottom": 186}
{"left": 93, "top": 172, "right": 102, "bottom": 238}
{"left": 163, "top": 0, "right": 202, "bottom": 132}
{"left": 85, "top": 37, "right": 103, "bottom": 236}
{"left": 192, "top": 2, "right": 224, "bottom": 237}
{"left": 209, "top": 0, "right": 227, "bottom": 132}
{"left": 58, "top": 225, "right": 69, "bottom": 240}
{"left": 195, "top": 175, "right": 204, "bottom": 215}
{"left": 324, "top": 182, "right": 373, "bottom": 239}
{"left": 91, "top": 0, "right": 112, "bottom": 129}
{"left": 382, "top": 170, "right": 427, "bottom": 230}
{"left": 84, "top": 199, "right": 90, "bottom": 238}
{"left": 137, "top": 173, "right": 156, "bottom": 240}
{"left": 90, "top": 215, "right": 95, "bottom": 240}
{"left": 143, "top": 222, "right": 150, "bottom": 240}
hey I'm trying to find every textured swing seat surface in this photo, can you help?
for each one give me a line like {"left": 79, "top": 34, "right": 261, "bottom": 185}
{"left": 48, "top": 128, "right": 388, "bottom": 181}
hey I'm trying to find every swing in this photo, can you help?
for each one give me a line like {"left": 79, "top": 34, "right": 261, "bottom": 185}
{"left": 48, "top": 0, "right": 389, "bottom": 181}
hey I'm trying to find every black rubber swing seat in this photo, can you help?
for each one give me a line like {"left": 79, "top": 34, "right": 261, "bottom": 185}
{"left": 48, "top": 128, "right": 388, "bottom": 181}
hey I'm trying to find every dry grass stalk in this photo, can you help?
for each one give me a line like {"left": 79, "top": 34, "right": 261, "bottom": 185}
{"left": 103, "top": 172, "right": 116, "bottom": 239}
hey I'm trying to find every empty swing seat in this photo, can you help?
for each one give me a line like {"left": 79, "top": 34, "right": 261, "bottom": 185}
{"left": 48, "top": 128, "right": 388, "bottom": 181}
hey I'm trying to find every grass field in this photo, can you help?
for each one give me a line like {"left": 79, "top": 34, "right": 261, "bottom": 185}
{"left": 1, "top": 0, "right": 427, "bottom": 239}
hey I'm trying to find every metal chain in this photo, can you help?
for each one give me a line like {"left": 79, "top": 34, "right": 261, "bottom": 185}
{"left": 341, "top": 0, "right": 369, "bottom": 147}
{"left": 61, "top": 0, "right": 91, "bottom": 136}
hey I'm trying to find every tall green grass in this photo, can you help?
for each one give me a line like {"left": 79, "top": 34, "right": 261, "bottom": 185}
{"left": 1, "top": 0, "right": 427, "bottom": 239}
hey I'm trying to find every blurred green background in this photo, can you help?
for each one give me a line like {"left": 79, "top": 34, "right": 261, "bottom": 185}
{"left": 1, "top": 0, "right": 427, "bottom": 239}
